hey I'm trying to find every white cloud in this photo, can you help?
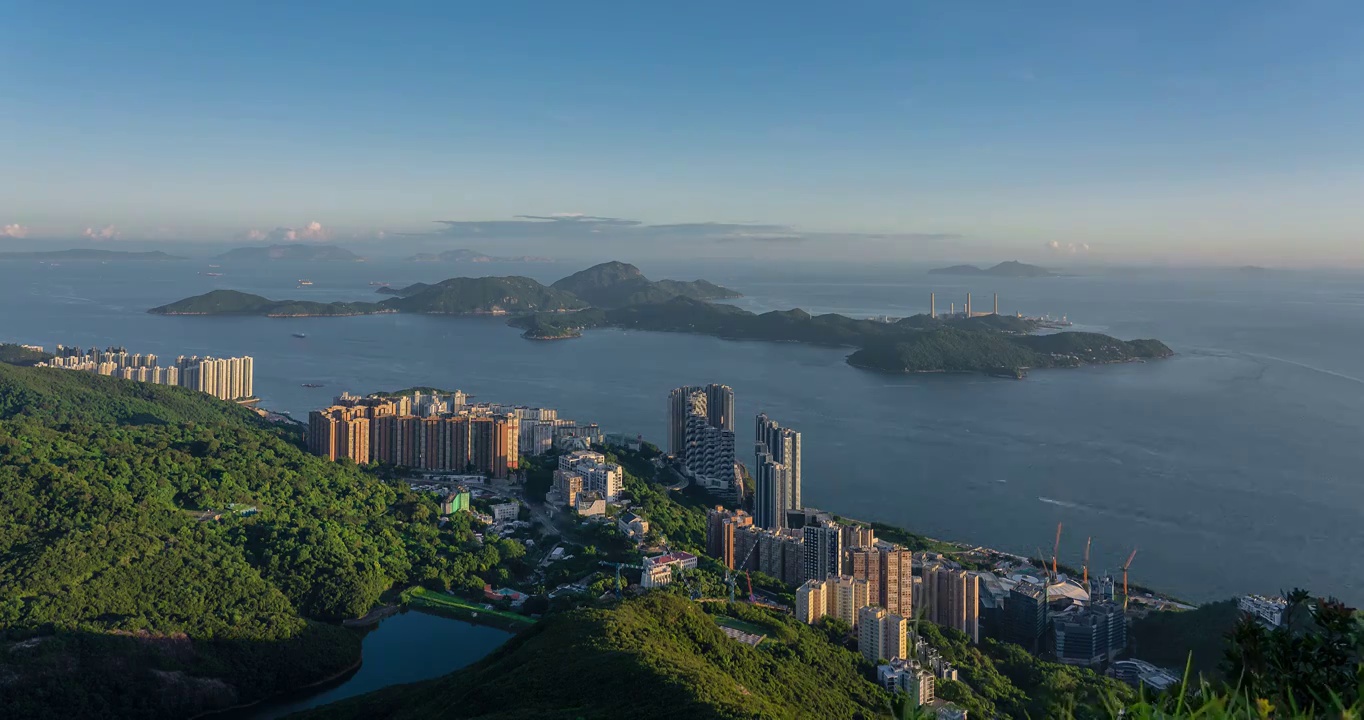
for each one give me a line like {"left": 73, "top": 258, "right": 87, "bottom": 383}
{"left": 243, "top": 221, "right": 329, "bottom": 243}
{"left": 299, "top": 221, "right": 326, "bottom": 240}
{"left": 1, "top": 224, "right": 27, "bottom": 238}
{"left": 1046, "top": 240, "right": 1091, "bottom": 254}
{"left": 83, "top": 225, "right": 118, "bottom": 240}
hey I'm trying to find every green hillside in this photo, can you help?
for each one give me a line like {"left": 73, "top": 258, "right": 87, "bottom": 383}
{"left": 381, "top": 276, "right": 588, "bottom": 314}
{"left": 0, "top": 343, "right": 53, "bottom": 366}
{"left": 550, "top": 261, "right": 741, "bottom": 307}
{"left": 0, "top": 364, "right": 496, "bottom": 718}
{"left": 848, "top": 328, "right": 1047, "bottom": 374}
{"left": 297, "top": 593, "right": 891, "bottom": 720}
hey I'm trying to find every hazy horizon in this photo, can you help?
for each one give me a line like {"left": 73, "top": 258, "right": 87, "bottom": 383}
{"left": 5, "top": 2, "right": 1364, "bottom": 267}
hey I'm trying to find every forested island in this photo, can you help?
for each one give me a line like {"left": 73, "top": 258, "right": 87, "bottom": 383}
{"left": 148, "top": 289, "right": 393, "bottom": 317}
{"left": 0, "top": 248, "right": 187, "bottom": 262}
{"left": 150, "top": 260, "right": 1171, "bottom": 376}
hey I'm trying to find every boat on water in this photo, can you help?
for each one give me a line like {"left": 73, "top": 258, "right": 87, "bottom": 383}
{"left": 297, "top": 279, "right": 313, "bottom": 286}
{"left": 204, "top": 272, "right": 223, "bottom": 277}
{"left": 368, "top": 281, "right": 390, "bottom": 286}
{"left": 301, "top": 383, "right": 325, "bottom": 388}
{"left": 208, "top": 264, "right": 220, "bottom": 268}
{"left": 292, "top": 332, "right": 307, "bottom": 338}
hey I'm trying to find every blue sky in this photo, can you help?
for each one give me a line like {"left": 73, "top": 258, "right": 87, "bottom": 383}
{"left": 3, "top": 1, "right": 1363, "bottom": 264}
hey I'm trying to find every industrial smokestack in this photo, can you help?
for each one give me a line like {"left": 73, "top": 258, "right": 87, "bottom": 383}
{"left": 994, "top": 293, "right": 999, "bottom": 315}
{"left": 931, "top": 292, "right": 936, "bottom": 318}
{"left": 967, "top": 293, "right": 972, "bottom": 317}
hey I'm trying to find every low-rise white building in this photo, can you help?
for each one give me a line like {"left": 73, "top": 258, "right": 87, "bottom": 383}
{"left": 878, "top": 659, "right": 935, "bottom": 707}
{"left": 491, "top": 501, "right": 519, "bottom": 523}
{"left": 558, "top": 450, "right": 624, "bottom": 502}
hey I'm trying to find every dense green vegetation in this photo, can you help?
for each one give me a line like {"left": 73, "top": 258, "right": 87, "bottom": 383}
{"left": 851, "top": 329, "right": 1171, "bottom": 374}
{"left": 608, "top": 445, "right": 711, "bottom": 552}
{"left": 299, "top": 593, "right": 892, "bottom": 720}
{"left": 549, "top": 260, "right": 741, "bottom": 307}
{"left": 849, "top": 328, "right": 1052, "bottom": 374}
{"left": 1129, "top": 600, "right": 1241, "bottom": 680}
{"left": 516, "top": 295, "right": 1171, "bottom": 375}
{"left": 0, "top": 248, "right": 187, "bottom": 261}
{"left": 913, "top": 621, "right": 1135, "bottom": 719}
{"left": 380, "top": 276, "right": 589, "bottom": 314}
{"left": 928, "top": 260, "right": 1055, "bottom": 277}
{"left": 215, "top": 243, "right": 362, "bottom": 262}
{"left": 0, "top": 364, "right": 513, "bottom": 718}
{"left": 0, "top": 343, "right": 53, "bottom": 366}
{"left": 147, "top": 289, "right": 390, "bottom": 317}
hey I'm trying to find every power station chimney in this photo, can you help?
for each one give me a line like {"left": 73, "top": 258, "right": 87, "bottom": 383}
{"left": 930, "top": 292, "right": 936, "bottom": 318}
{"left": 966, "top": 293, "right": 972, "bottom": 317}
{"left": 994, "top": 293, "right": 999, "bottom": 315}
{"left": 950, "top": 302, "right": 955, "bottom": 315}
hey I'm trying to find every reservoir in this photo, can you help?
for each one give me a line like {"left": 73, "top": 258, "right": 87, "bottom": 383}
{"left": 244, "top": 611, "right": 511, "bottom": 719}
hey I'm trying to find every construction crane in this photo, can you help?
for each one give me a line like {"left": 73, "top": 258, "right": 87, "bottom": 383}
{"left": 1121, "top": 548, "right": 1138, "bottom": 610}
{"left": 731, "top": 540, "right": 763, "bottom": 602}
{"left": 1082, "top": 536, "right": 1092, "bottom": 587}
{"left": 598, "top": 560, "right": 645, "bottom": 598}
{"left": 1051, "top": 522, "right": 1063, "bottom": 577}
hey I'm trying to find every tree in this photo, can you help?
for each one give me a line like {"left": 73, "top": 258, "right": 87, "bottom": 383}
{"left": 1222, "top": 589, "right": 1362, "bottom": 714}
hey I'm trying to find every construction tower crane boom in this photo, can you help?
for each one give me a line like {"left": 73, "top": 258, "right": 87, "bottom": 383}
{"left": 1083, "top": 537, "right": 1092, "bottom": 587}
{"left": 1052, "top": 522, "right": 1063, "bottom": 577}
{"left": 1121, "top": 548, "right": 1138, "bottom": 610}
{"left": 599, "top": 560, "right": 645, "bottom": 598}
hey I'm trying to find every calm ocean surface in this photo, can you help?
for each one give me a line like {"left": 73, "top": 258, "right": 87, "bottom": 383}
{"left": 2, "top": 257, "right": 1361, "bottom": 605}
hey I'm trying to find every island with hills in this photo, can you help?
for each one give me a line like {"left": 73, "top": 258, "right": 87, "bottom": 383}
{"left": 215, "top": 243, "right": 364, "bottom": 262}
{"left": 148, "top": 289, "right": 393, "bottom": 317}
{"left": 0, "top": 248, "right": 187, "bottom": 262}
{"left": 929, "top": 260, "right": 1055, "bottom": 277}
{"left": 406, "top": 248, "right": 555, "bottom": 263}
{"left": 150, "top": 260, "right": 1171, "bottom": 377}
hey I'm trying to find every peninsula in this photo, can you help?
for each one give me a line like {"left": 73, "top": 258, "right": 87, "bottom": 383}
{"left": 929, "top": 260, "right": 1055, "bottom": 277}
{"left": 0, "top": 248, "right": 187, "bottom": 262}
{"left": 150, "top": 261, "right": 1171, "bottom": 376}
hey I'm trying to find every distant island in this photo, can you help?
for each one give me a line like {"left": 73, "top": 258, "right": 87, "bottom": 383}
{"left": 151, "top": 260, "right": 1170, "bottom": 376}
{"left": 549, "top": 260, "right": 742, "bottom": 307}
{"left": 378, "top": 276, "right": 587, "bottom": 314}
{"left": 406, "top": 248, "right": 555, "bottom": 263}
{"left": 148, "top": 289, "right": 392, "bottom": 317}
{"left": 215, "top": 244, "right": 363, "bottom": 262}
{"left": 0, "top": 248, "right": 187, "bottom": 262}
{"left": 929, "top": 261, "right": 1055, "bottom": 277}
